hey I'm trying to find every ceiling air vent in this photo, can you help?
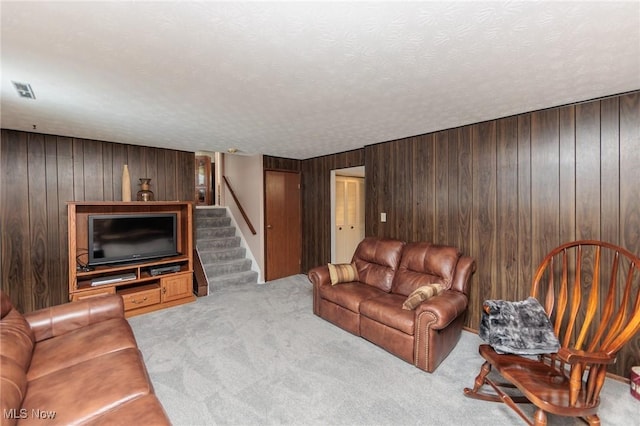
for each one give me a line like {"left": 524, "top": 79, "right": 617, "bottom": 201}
{"left": 12, "top": 81, "right": 36, "bottom": 99}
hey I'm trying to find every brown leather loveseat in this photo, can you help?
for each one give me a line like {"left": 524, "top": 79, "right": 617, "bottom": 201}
{"left": 309, "top": 237, "right": 476, "bottom": 373}
{"left": 0, "top": 291, "right": 170, "bottom": 425}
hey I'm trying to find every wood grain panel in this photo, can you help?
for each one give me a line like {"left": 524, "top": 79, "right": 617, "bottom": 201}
{"left": 599, "top": 98, "right": 619, "bottom": 245}
{"left": 446, "top": 129, "right": 460, "bottom": 248}
{"left": 392, "top": 139, "right": 412, "bottom": 242}
{"left": 101, "top": 143, "right": 114, "bottom": 201}
{"left": 575, "top": 102, "right": 601, "bottom": 240}
{"left": 411, "top": 134, "right": 434, "bottom": 242}
{"left": 55, "top": 137, "right": 74, "bottom": 302}
{"left": 496, "top": 117, "right": 518, "bottom": 302}
{"left": 163, "top": 150, "right": 177, "bottom": 201}
{"left": 619, "top": 92, "right": 640, "bottom": 255}
{"left": 82, "top": 139, "right": 104, "bottom": 201}
{"left": 530, "top": 109, "right": 560, "bottom": 277}
{"left": 177, "top": 151, "right": 195, "bottom": 203}
{"left": 144, "top": 147, "right": 159, "bottom": 200}
{"left": 434, "top": 131, "right": 449, "bottom": 245}
{"left": 1, "top": 130, "right": 30, "bottom": 312}
{"left": 111, "top": 143, "right": 128, "bottom": 201}
{"left": 618, "top": 92, "right": 640, "bottom": 376}
{"left": 72, "top": 140, "right": 85, "bottom": 201}
{"left": 44, "top": 136, "right": 64, "bottom": 306}
{"left": 27, "top": 133, "right": 49, "bottom": 309}
{"left": 516, "top": 114, "right": 533, "bottom": 302}
{"left": 364, "top": 145, "right": 380, "bottom": 238}
{"left": 558, "top": 105, "right": 576, "bottom": 245}
{"left": 472, "top": 122, "right": 497, "bottom": 319}
{"left": 454, "top": 126, "right": 473, "bottom": 256}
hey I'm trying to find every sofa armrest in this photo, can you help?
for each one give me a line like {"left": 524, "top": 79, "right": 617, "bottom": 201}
{"left": 24, "top": 294, "right": 125, "bottom": 342}
{"left": 308, "top": 265, "right": 331, "bottom": 287}
{"left": 415, "top": 290, "right": 468, "bottom": 330}
{"left": 451, "top": 256, "right": 476, "bottom": 295}
{"left": 308, "top": 266, "right": 331, "bottom": 315}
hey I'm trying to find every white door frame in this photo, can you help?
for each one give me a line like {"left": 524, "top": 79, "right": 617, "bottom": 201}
{"left": 330, "top": 166, "right": 365, "bottom": 263}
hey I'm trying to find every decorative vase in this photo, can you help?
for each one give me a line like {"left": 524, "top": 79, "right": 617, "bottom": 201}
{"left": 122, "top": 165, "right": 131, "bottom": 201}
{"left": 137, "top": 178, "right": 154, "bottom": 201}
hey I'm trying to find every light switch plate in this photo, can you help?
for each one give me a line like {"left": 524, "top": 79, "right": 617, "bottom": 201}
{"left": 380, "top": 212, "right": 387, "bottom": 222}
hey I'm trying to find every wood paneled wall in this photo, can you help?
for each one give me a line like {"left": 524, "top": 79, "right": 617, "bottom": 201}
{"left": 287, "top": 91, "right": 639, "bottom": 377}
{"left": 300, "top": 150, "right": 365, "bottom": 272}
{"left": 264, "top": 155, "right": 301, "bottom": 172}
{"left": 1, "top": 129, "right": 195, "bottom": 312}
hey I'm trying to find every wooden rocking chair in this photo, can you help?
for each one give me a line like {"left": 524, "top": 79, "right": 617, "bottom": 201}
{"left": 464, "top": 240, "right": 640, "bottom": 425}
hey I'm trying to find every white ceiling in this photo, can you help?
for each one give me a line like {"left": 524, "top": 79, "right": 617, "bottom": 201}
{"left": 1, "top": 1, "right": 639, "bottom": 160}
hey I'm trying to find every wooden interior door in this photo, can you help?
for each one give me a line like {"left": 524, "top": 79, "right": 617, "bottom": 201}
{"left": 265, "top": 170, "right": 301, "bottom": 281}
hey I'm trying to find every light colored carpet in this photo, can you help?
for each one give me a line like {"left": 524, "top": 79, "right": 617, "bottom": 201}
{"left": 128, "top": 275, "right": 637, "bottom": 425}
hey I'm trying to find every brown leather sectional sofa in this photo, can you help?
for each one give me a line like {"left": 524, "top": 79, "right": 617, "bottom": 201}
{"left": 0, "top": 291, "right": 170, "bottom": 425}
{"left": 309, "top": 237, "right": 476, "bottom": 373}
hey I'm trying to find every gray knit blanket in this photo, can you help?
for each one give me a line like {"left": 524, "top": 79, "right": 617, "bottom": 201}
{"left": 479, "top": 297, "right": 560, "bottom": 355}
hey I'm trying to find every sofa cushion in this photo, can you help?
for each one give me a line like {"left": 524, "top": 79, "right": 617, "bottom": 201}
{"left": 402, "top": 284, "right": 444, "bottom": 310}
{"left": 360, "top": 294, "right": 415, "bottom": 335}
{"left": 27, "top": 318, "right": 138, "bottom": 381}
{"left": 391, "top": 242, "right": 461, "bottom": 296}
{"left": 353, "top": 238, "right": 405, "bottom": 292}
{"left": 327, "top": 263, "right": 359, "bottom": 285}
{"left": 21, "top": 348, "right": 154, "bottom": 425}
{"left": 319, "top": 282, "right": 386, "bottom": 313}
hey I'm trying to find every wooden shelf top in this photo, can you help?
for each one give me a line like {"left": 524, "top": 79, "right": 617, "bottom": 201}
{"left": 67, "top": 201, "right": 193, "bottom": 206}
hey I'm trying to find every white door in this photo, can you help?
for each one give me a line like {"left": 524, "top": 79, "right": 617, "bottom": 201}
{"left": 335, "top": 176, "right": 365, "bottom": 263}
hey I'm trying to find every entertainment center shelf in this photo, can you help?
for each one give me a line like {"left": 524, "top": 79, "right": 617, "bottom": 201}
{"left": 68, "top": 201, "right": 196, "bottom": 317}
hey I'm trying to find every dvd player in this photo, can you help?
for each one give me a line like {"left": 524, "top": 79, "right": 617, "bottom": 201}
{"left": 149, "top": 264, "right": 181, "bottom": 276}
{"left": 91, "top": 273, "right": 136, "bottom": 286}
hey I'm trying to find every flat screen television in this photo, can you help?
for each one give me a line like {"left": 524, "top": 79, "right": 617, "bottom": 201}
{"left": 88, "top": 213, "right": 178, "bottom": 266}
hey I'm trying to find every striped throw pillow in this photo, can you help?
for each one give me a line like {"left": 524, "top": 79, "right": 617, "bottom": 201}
{"left": 402, "top": 284, "right": 444, "bottom": 310}
{"left": 327, "top": 263, "right": 359, "bottom": 285}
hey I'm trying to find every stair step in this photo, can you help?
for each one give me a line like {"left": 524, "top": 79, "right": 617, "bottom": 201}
{"left": 197, "top": 236, "right": 241, "bottom": 250}
{"left": 199, "top": 247, "right": 246, "bottom": 263}
{"left": 196, "top": 216, "right": 231, "bottom": 228}
{"left": 204, "top": 258, "right": 252, "bottom": 276}
{"left": 197, "top": 226, "right": 236, "bottom": 239}
{"left": 195, "top": 208, "right": 227, "bottom": 218}
{"left": 209, "top": 270, "right": 259, "bottom": 291}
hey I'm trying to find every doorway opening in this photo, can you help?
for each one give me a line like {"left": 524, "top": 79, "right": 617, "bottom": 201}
{"left": 331, "top": 166, "right": 365, "bottom": 264}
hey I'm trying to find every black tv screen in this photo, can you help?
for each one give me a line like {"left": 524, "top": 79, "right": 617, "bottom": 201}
{"left": 88, "top": 213, "right": 178, "bottom": 266}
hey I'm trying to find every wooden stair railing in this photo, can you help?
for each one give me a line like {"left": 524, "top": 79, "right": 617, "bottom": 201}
{"left": 222, "top": 175, "right": 257, "bottom": 235}
{"left": 464, "top": 240, "right": 640, "bottom": 426}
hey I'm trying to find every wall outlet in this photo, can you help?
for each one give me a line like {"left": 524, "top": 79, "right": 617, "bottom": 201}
{"left": 380, "top": 212, "right": 387, "bottom": 222}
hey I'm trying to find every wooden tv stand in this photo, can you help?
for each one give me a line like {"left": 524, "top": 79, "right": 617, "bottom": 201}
{"left": 67, "top": 201, "right": 196, "bottom": 317}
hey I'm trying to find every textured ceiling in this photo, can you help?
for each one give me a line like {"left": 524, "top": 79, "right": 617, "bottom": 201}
{"left": 1, "top": 1, "right": 639, "bottom": 160}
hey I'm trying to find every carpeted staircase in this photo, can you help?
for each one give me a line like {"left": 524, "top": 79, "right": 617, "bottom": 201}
{"left": 195, "top": 207, "right": 258, "bottom": 291}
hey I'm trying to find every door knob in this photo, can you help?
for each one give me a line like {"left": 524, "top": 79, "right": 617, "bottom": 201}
{"left": 267, "top": 225, "right": 272, "bottom": 229}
